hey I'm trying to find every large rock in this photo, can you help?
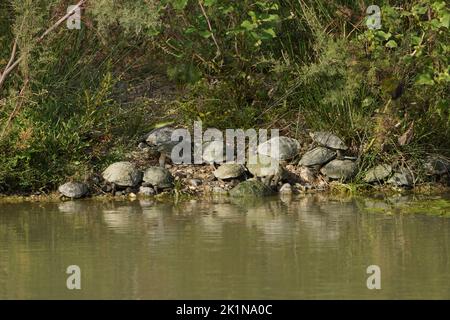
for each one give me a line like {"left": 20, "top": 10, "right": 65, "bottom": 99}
{"left": 257, "top": 136, "right": 300, "bottom": 161}
{"left": 387, "top": 169, "right": 413, "bottom": 188}
{"left": 230, "top": 180, "right": 275, "bottom": 197}
{"left": 320, "top": 159, "right": 357, "bottom": 181}
{"left": 364, "top": 164, "right": 392, "bottom": 183}
{"left": 214, "top": 164, "right": 246, "bottom": 180}
{"left": 299, "top": 147, "right": 336, "bottom": 166}
{"left": 102, "top": 162, "right": 142, "bottom": 187}
{"left": 143, "top": 167, "right": 174, "bottom": 189}
{"left": 58, "top": 182, "right": 88, "bottom": 199}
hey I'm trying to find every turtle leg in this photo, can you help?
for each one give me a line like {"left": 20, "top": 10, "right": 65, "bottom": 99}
{"left": 153, "top": 186, "right": 159, "bottom": 195}
{"left": 336, "top": 150, "right": 344, "bottom": 160}
{"left": 111, "top": 183, "right": 117, "bottom": 196}
{"left": 159, "top": 153, "right": 166, "bottom": 167}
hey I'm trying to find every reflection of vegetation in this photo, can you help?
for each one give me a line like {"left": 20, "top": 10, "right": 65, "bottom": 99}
{"left": 363, "top": 197, "right": 450, "bottom": 217}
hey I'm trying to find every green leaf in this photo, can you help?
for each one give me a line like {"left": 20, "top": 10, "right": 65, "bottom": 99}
{"left": 198, "top": 30, "right": 212, "bottom": 38}
{"left": 241, "top": 20, "right": 257, "bottom": 31}
{"left": 171, "top": 0, "right": 188, "bottom": 10}
{"left": 203, "top": 0, "right": 216, "bottom": 6}
{"left": 416, "top": 73, "right": 435, "bottom": 85}
{"left": 262, "top": 28, "right": 276, "bottom": 38}
{"left": 385, "top": 40, "right": 398, "bottom": 48}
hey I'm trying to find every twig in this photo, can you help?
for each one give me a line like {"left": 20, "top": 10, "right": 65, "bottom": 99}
{"left": 0, "top": 0, "right": 86, "bottom": 92}
{"left": 0, "top": 79, "right": 29, "bottom": 140}
{"left": 198, "top": 0, "right": 221, "bottom": 59}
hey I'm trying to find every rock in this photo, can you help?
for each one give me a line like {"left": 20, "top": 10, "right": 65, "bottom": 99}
{"left": 212, "top": 186, "right": 228, "bottom": 195}
{"left": 309, "top": 131, "right": 348, "bottom": 150}
{"left": 364, "top": 164, "right": 392, "bottom": 183}
{"left": 424, "top": 155, "right": 450, "bottom": 176}
{"left": 189, "top": 179, "right": 202, "bottom": 187}
{"left": 143, "top": 167, "right": 174, "bottom": 189}
{"left": 299, "top": 147, "right": 336, "bottom": 166}
{"left": 102, "top": 162, "right": 142, "bottom": 187}
{"left": 230, "top": 180, "right": 275, "bottom": 197}
{"left": 139, "top": 186, "right": 155, "bottom": 196}
{"left": 58, "top": 182, "right": 88, "bottom": 199}
{"left": 298, "top": 166, "right": 316, "bottom": 183}
{"left": 279, "top": 183, "right": 292, "bottom": 194}
{"left": 257, "top": 136, "right": 300, "bottom": 161}
{"left": 320, "top": 159, "right": 357, "bottom": 181}
{"left": 214, "top": 164, "right": 246, "bottom": 180}
{"left": 202, "top": 140, "right": 234, "bottom": 164}
{"left": 387, "top": 169, "right": 413, "bottom": 188}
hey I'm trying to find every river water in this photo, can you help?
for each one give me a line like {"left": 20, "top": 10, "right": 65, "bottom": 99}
{"left": 0, "top": 194, "right": 449, "bottom": 299}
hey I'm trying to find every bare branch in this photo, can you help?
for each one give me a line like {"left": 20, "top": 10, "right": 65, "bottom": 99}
{"left": 0, "top": 0, "right": 87, "bottom": 92}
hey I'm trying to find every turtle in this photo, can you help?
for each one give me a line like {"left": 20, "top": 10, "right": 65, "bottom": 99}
{"left": 102, "top": 162, "right": 143, "bottom": 194}
{"left": 320, "top": 159, "right": 357, "bottom": 181}
{"left": 58, "top": 182, "right": 88, "bottom": 199}
{"left": 202, "top": 140, "right": 234, "bottom": 168}
{"left": 142, "top": 126, "right": 178, "bottom": 167}
{"left": 142, "top": 166, "right": 174, "bottom": 193}
{"left": 299, "top": 147, "right": 336, "bottom": 167}
{"left": 257, "top": 136, "right": 300, "bottom": 161}
{"left": 246, "top": 154, "right": 288, "bottom": 188}
{"left": 309, "top": 131, "right": 348, "bottom": 159}
{"left": 364, "top": 164, "right": 392, "bottom": 183}
{"left": 213, "top": 164, "right": 246, "bottom": 181}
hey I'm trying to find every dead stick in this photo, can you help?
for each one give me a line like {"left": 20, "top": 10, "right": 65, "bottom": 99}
{"left": 0, "top": 0, "right": 86, "bottom": 91}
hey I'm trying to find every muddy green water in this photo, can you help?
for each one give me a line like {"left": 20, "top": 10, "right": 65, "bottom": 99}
{"left": 0, "top": 195, "right": 449, "bottom": 299}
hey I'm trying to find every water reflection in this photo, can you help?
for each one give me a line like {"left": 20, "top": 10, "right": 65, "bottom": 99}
{"left": 0, "top": 195, "right": 449, "bottom": 299}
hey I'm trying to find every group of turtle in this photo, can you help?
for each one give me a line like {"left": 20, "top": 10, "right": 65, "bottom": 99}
{"left": 58, "top": 126, "right": 449, "bottom": 199}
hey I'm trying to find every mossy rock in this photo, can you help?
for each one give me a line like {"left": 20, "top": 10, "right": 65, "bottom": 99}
{"left": 230, "top": 180, "right": 275, "bottom": 197}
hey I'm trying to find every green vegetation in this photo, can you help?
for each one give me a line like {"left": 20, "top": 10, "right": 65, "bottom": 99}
{"left": 0, "top": 0, "right": 449, "bottom": 193}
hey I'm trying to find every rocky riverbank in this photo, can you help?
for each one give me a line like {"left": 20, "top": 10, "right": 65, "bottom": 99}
{"left": 2, "top": 127, "right": 449, "bottom": 201}
{"left": 51, "top": 127, "right": 449, "bottom": 200}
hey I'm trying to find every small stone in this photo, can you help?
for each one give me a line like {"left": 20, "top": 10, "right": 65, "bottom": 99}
{"left": 128, "top": 192, "right": 137, "bottom": 198}
{"left": 279, "top": 183, "right": 292, "bottom": 194}
{"left": 139, "top": 186, "right": 155, "bottom": 196}
{"left": 212, "top": 186, "right": 228, "bottom": 195}
{"left": 189, "top": 179, "right": 202, "bottom": 187}
{"left": 298, "top": 166, "right": 316, "bottom": 183}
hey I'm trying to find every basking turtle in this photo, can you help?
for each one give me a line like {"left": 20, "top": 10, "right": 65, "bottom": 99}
{"left": 142, "top": 166, "right": 174, "bottom": 193}
{"left": 213, "top": 164, "right": 246, "bottom": 181}
{"left": 58, "top": 182, "right": 88, "bottom": 199}
{"left": 309, "top": 131, "right": 348, "bottom": 159}
{"left": 202, "top": 140, "right": 234, "bottom": 168}
{"left": 257, "top": 136, "right": 300, "bottom": 161}
{"left": 102, "top": 162, "right": 143, "bottom": 192}
{"left": 246, "top": 154, "right": 288, "bottom": 188}
{"left": 142, "top": 126, "right": 178, "bottom": 167}
{"left": 299, "top": 147, "right": 336, "bottom": 167}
